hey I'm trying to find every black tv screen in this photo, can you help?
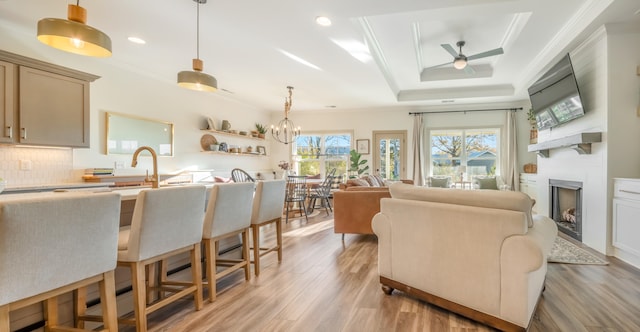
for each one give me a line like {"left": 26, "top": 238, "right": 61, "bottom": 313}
{"left": 528, "top": 54, "right": 585, "bottom": 130}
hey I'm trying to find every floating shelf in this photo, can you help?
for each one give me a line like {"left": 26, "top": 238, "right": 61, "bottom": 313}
{"left": 201, "top": 129, "right": 265, "bottom": 141}
{"left": 528, "top": 132, "right": 602, "bottom": 158}
{"left": 202, "top": 151, "right": 267, "bottom": 157}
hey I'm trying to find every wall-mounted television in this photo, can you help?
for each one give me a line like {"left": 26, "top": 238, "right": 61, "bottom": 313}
{"left": 528, "top": 53, "right": 585, "bottom": 130}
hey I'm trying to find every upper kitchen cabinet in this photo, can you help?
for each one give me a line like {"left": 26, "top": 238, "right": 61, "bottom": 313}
{"left": 0, "top": 50, "right": 99, "bottom": 148}
{"left": 0, "top": 60, "right": 17, "bottom": 144}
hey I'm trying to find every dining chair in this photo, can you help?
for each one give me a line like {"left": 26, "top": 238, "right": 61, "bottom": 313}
{"left": 307, "top": 174, "right": 334, "bottom": 215}
{"left": 1, "top": 192, "right": 121, "bottom": 332}
{"left": 285, "top": 175, "right": 308, "bottom": 223}
{"left": 115, "top": 185, "right": 206, "bottom": 332}
{"left": 250, "top": 179, "right": 286, "bottom": 276}
{"left": 202, "top": 182, "right": 255, "bottom": 302}
{"left": 231, "top": 168, "right": 255, "bottom": 183}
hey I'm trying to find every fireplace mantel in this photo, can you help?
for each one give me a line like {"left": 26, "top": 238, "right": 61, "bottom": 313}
{"left": 528, "top": 132, "right": 602, "bottom": 158}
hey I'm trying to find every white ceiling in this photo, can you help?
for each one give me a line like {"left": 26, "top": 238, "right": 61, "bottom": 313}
{"left": 1, "top": 0, "right": 639, "bottom": 113}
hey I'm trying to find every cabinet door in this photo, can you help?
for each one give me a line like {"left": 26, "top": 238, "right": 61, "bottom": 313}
{"left": 613, "top": 198, "right": 640, "bottom": 256}
{"left": 19, "top": 66, "right": 89, "bottom": 147}
{"left": 0, "top": 61, "right": 17, "bottom": 143}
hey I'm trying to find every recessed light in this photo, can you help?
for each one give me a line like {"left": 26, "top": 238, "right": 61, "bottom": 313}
{"left": 127, "top": 36, "right": 146, "bottom": 44}
{"left": 315, "top": 16, "right": 332, "bottom": 27}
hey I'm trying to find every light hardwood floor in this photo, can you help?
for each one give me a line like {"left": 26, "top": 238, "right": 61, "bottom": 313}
{"left": 123, "top": 211, "right": 640, "bottom": 332}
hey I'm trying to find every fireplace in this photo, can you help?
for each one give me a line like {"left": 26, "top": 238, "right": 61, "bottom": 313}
{"left": 549, "top": 179, "right": 583, "bottom": 241}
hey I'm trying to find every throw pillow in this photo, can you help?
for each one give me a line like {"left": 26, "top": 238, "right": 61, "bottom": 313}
{"left": 429, "top": 177, "right": 450, "bottom": 188}
{"left": 351, "top": 178, "right": 370, "bottom": 187}
{"left": 476, "top": 177, "right": 498, "bottom": 190}
{"left": 372, "top": 174, "right": 386, "bottom": 187}
{"left": 331, "top": 176, "right": 343, "bottom": 189}
{"left": 365, "top": 175, "right": 382, "bottom": 187}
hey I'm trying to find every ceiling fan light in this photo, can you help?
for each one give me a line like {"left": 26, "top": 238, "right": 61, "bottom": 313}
{"left": 453, "top": 57, "right": 467, "bottom": 70}
{"left": 36, "top": 5, "right": 112, "bottom": 57}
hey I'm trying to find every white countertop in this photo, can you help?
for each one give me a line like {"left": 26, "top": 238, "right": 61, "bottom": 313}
{"left": 2, "top": 182, "right": 115, "bottom": 194}
{"left": 0, "top": 183, "right": 215, "bottom": 201}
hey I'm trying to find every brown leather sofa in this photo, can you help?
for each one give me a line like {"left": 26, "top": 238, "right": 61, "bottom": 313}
{"left": 333, "top": 179, "right": 413, "bottom": 236}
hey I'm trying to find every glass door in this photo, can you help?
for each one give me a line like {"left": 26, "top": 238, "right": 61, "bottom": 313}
{"left": 373, "top": 131, "right": 407, "bottom": 180}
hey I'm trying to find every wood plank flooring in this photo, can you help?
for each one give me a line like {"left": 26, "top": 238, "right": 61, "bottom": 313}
{"left": 121, "top": 211, "right": 640, "bottom": 332}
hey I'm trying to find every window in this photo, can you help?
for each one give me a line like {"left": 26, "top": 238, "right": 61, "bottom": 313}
{"left": 293, "top": 133, "right": 351, "bottom": 179}
{"left": 430, "top": 128, "right": 499, "bottom": 179}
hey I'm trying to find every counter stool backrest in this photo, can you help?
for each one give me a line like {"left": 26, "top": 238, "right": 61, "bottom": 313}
{"left": 0, "top": 192, "right": 121, "bottom": 305}
{"left": 251, "top": 180, "right": 287, "bottom": 224}
{"left": 120, "top": 186, "right": 206, "bottom": 262}
{"left": 203, "top": 182, "right": 255, "bottom": 239}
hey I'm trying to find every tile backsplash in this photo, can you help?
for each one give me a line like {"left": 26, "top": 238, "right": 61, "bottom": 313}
{"left": 0, "top": 146, "right": 74, "bottom": 186}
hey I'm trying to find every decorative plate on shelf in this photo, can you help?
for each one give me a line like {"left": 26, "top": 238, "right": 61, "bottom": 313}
{"left": 200, "top": 134, "right": 218, "bottom": 151}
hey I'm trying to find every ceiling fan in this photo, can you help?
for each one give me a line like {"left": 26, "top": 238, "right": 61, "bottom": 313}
{"left": 428, "top": 41, "right": 504, "bottom": 74}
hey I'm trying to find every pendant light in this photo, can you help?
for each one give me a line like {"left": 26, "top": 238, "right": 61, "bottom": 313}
{"left": 271, "top": 86, "right": 301, "bottom": 145}
{"left": 37, "top": 1, "right": 112, "bottom": 57}
{"left": 177, "top": 0, "right": 217, "bottom": 92}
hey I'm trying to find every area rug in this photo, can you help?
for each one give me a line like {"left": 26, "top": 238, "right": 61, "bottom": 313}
{"left": 547, "top": 236, "right": 609, "bottom": 265}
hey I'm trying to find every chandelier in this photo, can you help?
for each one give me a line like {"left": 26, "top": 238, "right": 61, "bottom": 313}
{"left": 271, "top": 86, "right": 301, "bottom": 144}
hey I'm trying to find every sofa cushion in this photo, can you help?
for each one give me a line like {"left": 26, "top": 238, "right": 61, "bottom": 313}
{"left": 476, "top": 176, "right": 498, "bottom": 190}
{"left": 372, "top": 174, "right": 386, "bottom": 186}
{"left": 389, "top": 183, "right": 534, "bottom": 227}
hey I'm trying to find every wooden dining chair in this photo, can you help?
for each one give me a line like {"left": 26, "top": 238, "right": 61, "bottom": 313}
{"left": 307, "top": 174, "right": 334, "bottom": 215}
{"left": 202, "top": 182, "right": 255, "bottom": 302}
{"left": 231, "top": 168, "right": 255, "bottom": 183}
{"left": 285, "top": 175, "right": 308, "bottom": 223}
{"left": 250, "top": 179, "right": 286, "bottom": 276}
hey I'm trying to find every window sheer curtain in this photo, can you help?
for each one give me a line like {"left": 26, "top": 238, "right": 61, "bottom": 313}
{"left": 412, "top": 114, "right": 426, "bottom": 186}
{"left": 502, "top": 110, "right": 519, "bottom": 191}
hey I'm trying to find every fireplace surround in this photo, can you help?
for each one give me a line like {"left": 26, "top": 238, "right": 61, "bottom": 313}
{"left": 549, "top": 179, "right": 583, "bottom": 241}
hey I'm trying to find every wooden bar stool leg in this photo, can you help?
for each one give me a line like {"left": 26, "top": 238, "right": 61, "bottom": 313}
{"left": 44, "top": 296, "right": 59, "bottom": 330}
{"left": 204, "top": 239, "right": 217, "bottom": 302}
{"left": 0, "top": 305, "right": 9, "bottom": 332}
{"left": 190, "top": 243, "right": 204, "bottom": 311}
{"left": 276, "top": 219, "right": 283, "bottom": 262}
{"left": 99, "top": 270, "right": 118, "bottom": 332}
{"left": 252, "top": 225, "right": 261, "bottom": 276}
{"left": 242, "top": 229, "right": 251, "bottom": 281}
{"left": 131, "top": 262, "right": 148, "bottom": 332}
{"left": 74, "top": 287, "right": 87, "bottom": 329}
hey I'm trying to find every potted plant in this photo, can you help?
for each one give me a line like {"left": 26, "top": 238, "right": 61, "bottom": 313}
{"left": 349, "top": 149, "right": 369, "bottom": 179}
{"left": 255, "top": 123, "right": 267, "bottom": 139}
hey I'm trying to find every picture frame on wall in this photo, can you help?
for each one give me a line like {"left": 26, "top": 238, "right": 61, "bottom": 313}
{"left": 356, "top": 139, "right": 370, "bottom": 155}
{"left": 256, "top": 145, "right": 266, "bottom": 155}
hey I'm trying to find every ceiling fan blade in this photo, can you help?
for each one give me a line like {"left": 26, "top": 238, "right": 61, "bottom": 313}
{"left": 441, "top": 44, "right": 459, "bottom": 58}
{"left": 467, "top": 47, "right": 504, "bottom": 61}
{"left": 424, "top": 61, "right": 452, "bottom": 70}
{"left": 463, "top": 64, "right": 476, "bottom": 75}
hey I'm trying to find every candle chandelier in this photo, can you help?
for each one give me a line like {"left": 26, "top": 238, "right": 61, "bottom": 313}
{"left": 271, "top": 86, "right": 301, "bottom": 145}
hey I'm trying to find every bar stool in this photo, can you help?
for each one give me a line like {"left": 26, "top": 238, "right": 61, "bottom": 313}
{"left": 250, "top": 179, "right": 287, "bottom": 276}
{"left": 113, "top": 186, "right": 206, "bottom": 332}
{"left": 0, "top": 192, "right": 121, "bottom": 332}
{"left": 202, "top": 182, "right": 255, "bottom": 302}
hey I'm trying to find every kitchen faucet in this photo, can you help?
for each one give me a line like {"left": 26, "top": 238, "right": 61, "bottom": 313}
{"left": 131, "top": 146, "right": 159, "bottom": 189}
